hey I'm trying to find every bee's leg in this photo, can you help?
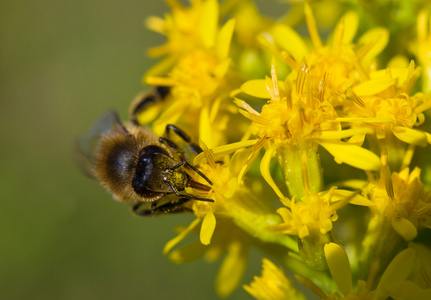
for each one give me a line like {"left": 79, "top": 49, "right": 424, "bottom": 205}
{"left": 165, "top": 179, "right": 214, "bottom": 203}
{"left": 163, "top": 124, "right": 203, "bottom": 155}
{"left": 132, "top": 202, "right": 153, "bottom": 216}
{"left": 170, "top": 161, "right": 213, "bottom": 186}
{"left": 132, "top": 199, "right": 191, "bottom": 216}
{"left": 164, "top": 124, "right": 191, "bottom": 142}
{"left": 188, "top": 142, "right": 203, "bottom": 155}
{"left": 129, "top": 86, "right": 170, "bottom": 125}
{"left": 158, "top": 136, "right": 180, "bottom": 151}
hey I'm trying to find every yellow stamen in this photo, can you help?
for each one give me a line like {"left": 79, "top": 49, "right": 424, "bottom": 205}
{"left": 297, "top": 61, "right": 310, "bottom": 95}
{"left": 200, "top": 140, "right": 217, "bottom": 169}
{"left": 271, "top": 57, "right": 280, "bottom": 101}
{"left": 318, "top": 72, "right": 327, "bottom": 102}
{"left": 281, "top": 51, "right": 300, "bottom": 71}
{"left": 349, "top": 89, "right": 366, "bottom": 108}
{"left": 380, "top": 149, "right": 395, "bottom": 199}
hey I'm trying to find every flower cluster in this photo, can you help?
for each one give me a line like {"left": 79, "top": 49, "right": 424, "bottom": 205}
{"left": 128, "top": 0, "right": 431, "bottom": 298}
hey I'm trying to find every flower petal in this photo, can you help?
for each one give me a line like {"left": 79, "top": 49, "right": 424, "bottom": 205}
{"left": 145, "top": 16, "right": 165, "bottom": 34}
{"left": 376, "top": 248, "right": 416, "bottom": 298}
{"left": 392, "top": 217, "right": 418, "bottom": 241}
{"left": 340, "top": 11, "right": 358, "bottom": 44}
{"left": 318, "top": 141, "right": 381, "bottom": 171}
{"left": 393, "top": 126, "right": 428, "bottom": 147}
{"left": 261, "top": 146, "right": 286, "bottom": 200}
{"left": 193, "top": 139, "right": 259, "bottom": 165}
{"left": 241, "top": 79, "right": 271, "bottom": 98}
{"left": 324, "top": 243, "right": 352, "bottom": 296}
{"left": 215, "top": 241, "right": 248, "bottom": 297}
{"left": 353, "top": 76, "right": 395, "bottom": 96}
{"left": 270, "top": 24, "right": 309, "bottom": 62}
{"left": 200, "top": 210, "right": 216, "bottom": 245}
{"left": 163, "top": 218, "right": 202, "bottom": 254}
{"left": 358, "top": 27, "right": 389, "bottom": 62}
{"left": 318, "top": 128, "right": 373, "bottom": 140}
{"left": 216, "top": 19, "right": 235, "bottom": 59}
{"left": 169, "top": 240, "right": 207, "bottom": 263}
{"left": 328, "top": 189, "right": 375, "bottom": 206}
{"left": 200, "top": 0, "right": 218, "bottom": 48}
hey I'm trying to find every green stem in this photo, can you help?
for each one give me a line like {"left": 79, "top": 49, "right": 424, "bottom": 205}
{"left": 228, "top": 203, "right": 299, "bottom": 252}
{"left": 359, "top": 214, "right": 405, "bottom": 285}
{"left": 277, "top": 142, "right": 323, "bottom": 198}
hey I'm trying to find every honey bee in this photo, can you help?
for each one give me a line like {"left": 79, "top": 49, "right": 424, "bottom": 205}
{"left": 77, "top": 98, "right": 213, "bottom": 216}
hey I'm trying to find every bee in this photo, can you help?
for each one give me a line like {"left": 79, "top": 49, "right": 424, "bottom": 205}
{"left": 77, "top": 96, "right": 213, "bottom": 216}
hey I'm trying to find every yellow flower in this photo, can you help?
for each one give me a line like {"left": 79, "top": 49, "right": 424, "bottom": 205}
{"left": 345, "top": 61, "right": 431, "bottom": 148}
{"left": 162, "top": 140, "right": 301, "bottom": 296}
{"left": 264, "top": 5, "right": 389, "bottom": 107}
{"left": 367, "top": 167, "right": 431, "bottom": 241}
{"left": 139, "top": 0, "right": 239, "bottom": 147}
{"left": 243, "top": 258, "right": 306, "bottom": 300}
{"left": 237, "top": 58, "right": 381, "bottom": 198}
{"left": 147, "top": 46, "right": 235, "bottom": 145}
{"left": 145, "top": 0, "right": 224, "bottom": 75}
{"left": 188, "top": 142, "right": 296, "bottom": 250}
{"left": 127, "top": 1, "right": 431, "bottom": 299}
{"left": 268, "top": 187, "right": 372, "bottom": 270}
{"left": 166, "top": 218, "right": 251, "bottom": 298}
{"left": 160, "top": 144, "right": 239, "bottom": 253}
{"left": 270, "top": 189, "right": 357, "bottom": 239}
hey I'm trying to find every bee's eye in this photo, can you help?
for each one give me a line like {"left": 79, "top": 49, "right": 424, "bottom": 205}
{"left": 132, "top": 155, "right": 153, "bottom": 195}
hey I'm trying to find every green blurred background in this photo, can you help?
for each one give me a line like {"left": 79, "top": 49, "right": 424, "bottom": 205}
{"left": 0, "top": 1, "right": 290, "bottom": 299}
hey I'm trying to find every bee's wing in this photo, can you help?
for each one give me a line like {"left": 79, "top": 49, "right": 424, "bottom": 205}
{"left": 75, "top": 110, "right": 126, "bottom": 178}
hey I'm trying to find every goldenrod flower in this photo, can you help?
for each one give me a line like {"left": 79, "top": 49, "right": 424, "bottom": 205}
{"left": 186, "top": 142, "right": 296, "bottom": 249}
{"left": 237, "top": 58, "right": 381, "bottom": 198}
{"left": 367, "top": 167, "right": 431, "bottom": 241}
{"left": 243, "top": 258, "right": 306, "bottom": 300}
{"left": 264, "top": 5, "right": 389, "bottom": 107}
{"left": 161, "top": 141, "right": 290, "bottom": 298}
{"left": 166, "top": 219, "right": 251, "bottom": 298}
{"left": 345, "top": 61, "right": 431, "bottom": 150}
{"left": 114, "top": 1, "right": 431, "bottom": 298}
{"left": 140, "top": 0, "right": 239, "bottom": 147}
{"left": 269, "top": 188, "right": 372, "bottom": 239}
{"left": 145, "top": 0, "right": 224, "bottom": 74}
{"left": 268, "top": 187, "right": 372, "bottom": 270}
